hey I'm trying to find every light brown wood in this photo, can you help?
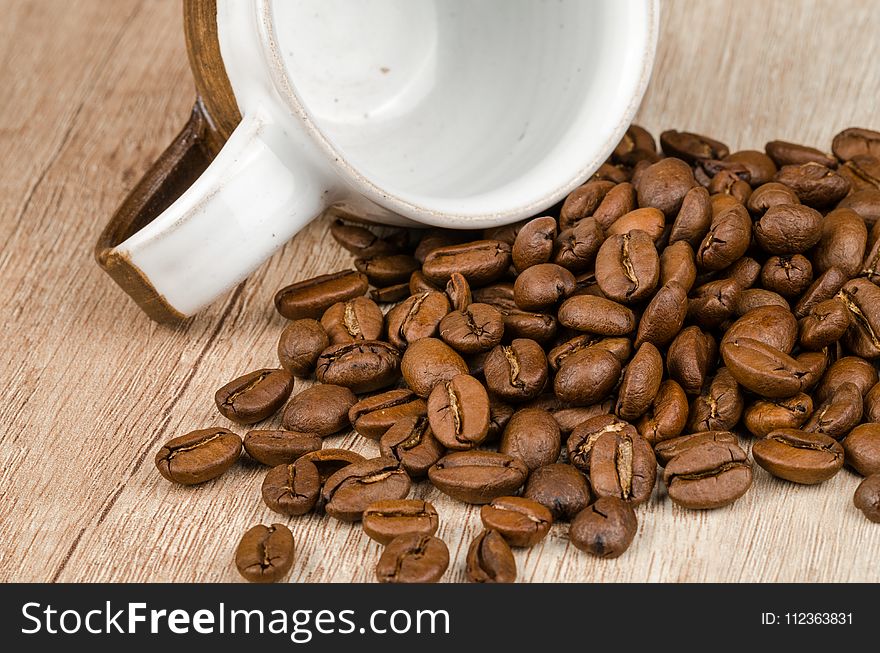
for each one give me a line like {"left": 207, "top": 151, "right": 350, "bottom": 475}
{"left": 2, "top": 0, "right": 880, "bottom": 583}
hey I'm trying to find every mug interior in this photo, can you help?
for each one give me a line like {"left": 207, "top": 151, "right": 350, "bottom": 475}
{"left": 268, "top": 0, "right": 656, "bottom": 226}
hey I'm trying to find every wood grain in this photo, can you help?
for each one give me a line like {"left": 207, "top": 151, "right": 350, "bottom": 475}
{"left": 2, "top": 0, "right": 880, "bottom": 583}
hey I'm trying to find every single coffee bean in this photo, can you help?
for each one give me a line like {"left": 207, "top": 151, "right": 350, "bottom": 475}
{"left": 551, "top": 400, "right": 615, "bottom": 435}
{"left": 606, "top": 207, "right": 666, "bottom": 242}
{"left": 595, "top": 231, "right": 660, "bottom": 303}
{"left": 660, "top": 130, "right": 729, "bottom": 163}
{"left": 215, "top": 368, "right": 294, "bottom": 424}
{"left": 569, "top": 496, "right": 638, "bottom": 558}
{"left": 567, "top": 415, "right": 637, "bottom": 473}
{"left": 330, "top": 219, "right": 400, "bottom": 258}
{"left": 760, "top": 255, "right": 813, "bottom": 298}
{"left": 427, "top": 374, "right": 490, "bottom": 450}
{"left": 362, "top": 500, "right": 439, "bottom": 545}
{"left": 635, "top": 281, "right": 688, "bottom": 348}
{"left": 721, "top": 338, "right": 807, "bottom": 398}
{"left": 513, "top": 263, "right": 576, "bottom": 311}
{"left": 794, "top": 267, "right": 849, "bottom": 319}
{"left": 722, "top": 304, "right": 798, "bottom": 354}
{"left": 710, "top": 193, "right": 741, "bottom": 217}
{"left": 480, "top": 496, "right": 553, "bottom": 547}
{"left": 553, "top": 217, "right": 605, "bottom": 273}
{"left": 466, "top": 529, "right": 516, "bottom": 583}
{"left": 832, "top": 127, "right": 880, "bottom": 161}
{"left": 813, "top": 208, "right": 867, "bottom": 277}
{"left": 753, "top": 204, "right": 823, "bottom": 255}
{"left": 734, "top": 289, "right": 790, "bottom": 316}
{"left": 376, "top": 534, "right": 449, "bottom": 583}
{"left": 654, "top": 431, "right": 739, "bottom": 467}
{"left": 385, "top": 290, "right": 451, "bottom": 349}
{"left": 838, "top": 279, "right": 880, "bottom": 359}
{"left": 589, "top": 431, "right": 657, "bottom": 505}
{"left": 560, "top": 180, "right": 615, "bottom": 229}
{"left": 281, "top": 384, "right": 357, "bottom": 436}
{"left": 840, "top": 154, "right": 880, "bottom": 192}
{"left": 853, "top": 473, "right": 880, "bottom": 522}
{"left": 839, "top": 188, "right": 880, "bottom": 226}
{"left": 438, "top": 303, "right": 505, "bottom": 354}
{"left": 636, "top": 379, "right": 689, "bottom": 446}
{"left": 379, "top": 415, "right": 445, "bottom": 477}
{"left": 243, "top": 430, "right": 322, "bottom": 466}
{"left": 523, "top": 463, "right": 592, "bottom": 521}
{"left": 724, "top": 256, "right": 763, "bottom": 289}
{"left": 843, "top": 423, "right": 880, "bottom": 476}
{"left": 322, "top": 456, "right": 411, "bottom": 522}
{"left": 753, "top": 429, "right": 845, "bottom": 484}
{"left": 799, "top": 298, "right": 851, "bottom": 351}
{"left": 687, "top": 367, "right": 744, "bottom": 432}
{"left": 512, "top": 216, "right": 557, "bottom": 272}
{"left": 445, "top": 272, "right": 472, "bottom": 311}
{"left": 635, "top": 158, "right": 697, "bottom": 217}
{"left": 557, "top": 295, "right": 636, "bottom": 335}
{"left": 320, "top": 297, "right": 384, "bottom": 344}
{"left": 401, "top": 338, "right": 469, "bottom": 397}
{"left": 708, "top": 169, "right": 752, "bottom": 204}
{"left": 315, "top": 341, "right": 401, "bottom": 393}
{"left": 687, "top": 278, "right": 741, "bottom": 329}
{"left": 723, "top": 149, "right": 777, "bottom": 185}
{"left": 275, "top": 270, "right": 368, "bottom": 319}
{"left": 746, "top": 182, "right": 801, "bottom": 215}
{"left": 696, "top": 203, "right": 751, "bottom": 271}
{"left": 277, "top": 319, "right": 329, "bottom": 377}
{"left": 814, "top": 355, "right": 879, "bottom": 403}
{"left": 663, "top": 440, "right": 752, "bottom": 509}
{"left": 765, "top": 140, "right": 837, "bottom": 168}
{"left": 429, "top": 451, "right": 529, "bottom": 504}
{"left": 371, "top": 283, "right": 410, "bottom": 303}
{"left": 667, "top": 326, "right": 716, "bottom": 395}
{"left": 499, "top": 408, "right": 561, "bottom": 471}
{"left": 548, "top": 335, "right": 631, "bottom": 371}
{"left": 865, "top": 382, "right": 880, "bottom": 422}
{"left": 803, "top": 382, "right": 863, "bottom": 440}
{"left": 594, "top": 182, "right": 637, "bottom": 229}
{"left": 484, "top": 339, "right": 548, "bottom": 402}
{"left": 300, "top": 448, "right": 365, "bottom": 484}
{"left": 155, "top": 428, "right": 241, "bottom": 485}
{"left": 616, "top": 343, "right": 663, "bottom": 420}
{"left": 774, "top": 162, "right": 851, "bottom": 208}
{"left": 554, "top": 348, "right": 621, "bottom": 406}
{"left": 409, "top": 269, "right": 441, "bottom": 294}
{"left": 261, "top": 458, "right": 321, "bottom": 516}
{"left": 660, "top": 240, "right": 697, "bottom": 292}
{"left": 669, "top": 186, "right": 712, "bottom": 248}
{"left": 744, "top": 393, "right": 813, "bottom": 438}
{"left": 348, "top": 389, "right": 427, "bottom": 440}
{"left": 422, "top": 240, "right": 512, "bottom": 286}
{"left": 355, "top": 254, "right": 420, "bottom": 287}
{"left": 613, "top": 125, "right": 656, "bottom": 162}
{"left": 234, "top": 523, "right": 295, "bottom": 583}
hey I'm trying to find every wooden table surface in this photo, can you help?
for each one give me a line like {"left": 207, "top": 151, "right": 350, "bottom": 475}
{"left": 3, "top": 0, "right": 880, "bottom": 583}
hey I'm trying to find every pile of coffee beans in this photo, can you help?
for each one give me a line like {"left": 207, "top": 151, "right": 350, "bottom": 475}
{"left": 155, "top": 125, "right": 880, "bottom": 583}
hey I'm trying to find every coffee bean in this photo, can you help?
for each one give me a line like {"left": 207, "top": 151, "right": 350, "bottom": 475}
{"left": 549, "top": 400, "right": 615, "bottom": 435}
{"left": 445, "top": 272, "right": 472, "bottom": 311}
{"left": 315, "top": 341, "right": 401, "bottom": 393}
{"left": 422, "top": 240, "right": 512, "bottom": 286}
{"left": 275, "top": 270, "right": 368, "bottom": 319}
{"left": 723, "top": 149, "right": 777, "bottom": 186}
{"left": 589, "top": 431, "right": 656, "bottom": 505}
{"left": 797, "top": 350, "right": 831, "bottom": 392}
{"left": 667, "top": 326, "right": 716, "bottom": 395}
{"left": 371, "top": 283, "right": 411, "bottom": 303}
{"left": 774, "top": 163, "right": 851, "bottom": 208}
{"left": 355, "top": 254, "right": 420, "bottom": 287}
{"left": 832, "top": 127, "right": 880, "bottom": 161}
{"left": 760, "top": 255, "right": 813, "bottom": 298}
{"left": 616, "top": 342, "right": 663, "bottom": 420}
{"left": 299, "top": 448, "right": 366, "bottom": 484}
{"left": 752, "top": 429, "right": 844, "bottom": 484}
{"left": 595, "top": 231, "right": 660, "bottom": 303}
{"left": 281, "top": 384, "right": 357, "bottom": 436}
{"left": 798, "top": 298, "right": 851, "bottom": 351}
{"left": 362, "top": 500, "right": 439, "bottom": 545}
{"left": 743, "top": 393, "right": 813, "bottom": 438}
{"left": 414, "top": 228, "right": 471, "bottom": 263}
{"left": 838, "top": 279, "right": 880, "bottom": 359}
{"left": 215, "top": 368, "right": 294, "bottom": 425}
{"left": 385, "top": 291, "right": 450, "bottom": 349}
{"left": 426, "top": 374, "right": 490, "bottom": 450}
{"left": 487, "top": 396, "right": 516, "bottom": 440}
{"left": 794, "top": 267, "right": 849, "bottom": 319}
{"left": 554, "top": 348, "right": 621, "bottom": 406}
{"left": 379, "top": 415, "right": 445, "bottom": 477}
{"left": 721, "top": 338, "right": 807, "bottom": 398}
{"left": 322, "top": 456, "right": 411, "bottom": 521}
{"left": 734, "top": 289, "right": 790, "bottom": 316}
{"left": 466, "top": 529, "right": 516, "bottom": 583}
{"left": 840, "top": 188, "right": 880, "bottom": 226}
{"left": 429, "top": 451, "right": 529, "bottom": 504}
{"left": 560, "top": 180, "right": 615, "bottom": 229}
{"left": 512, "top": 216, "right": 557, "bottom": 272}
{"left": 513, "top": 263, "right": 576, "bottom": 311}
{"left": 765, "top": 140, "right": 837, "bottom": 168}
{"left": 243, "top": 430, "right": 322, "bottom": 466}
{"left": 569, "top": 497, "right": 638, "bottom": 557}
{"left": 753, "top": 204, "right": 823, "bottom": 255}
{"left": 484, "top": 339, "right": 548, "bottom": 402}
{"left": 409, "top": 269, "right": 441, "bottom": 294}
{"left": 687, "top": 278, "right": 741, "bottom": 329}
{"left": 594, "top": 183, "right": 638, "bottom": 229}
{"left": 842, "top": 423, "right": 880, "bottom": 476}
{"left": 320, "top": 297, "right": 384, "bottom": 344}
{"left": 696, "top": 203, "right": 751, "bottom": 271}
{"left": 480, "top": 496, "right": 553, "bottom": 547}
{"left": 277, "top": 319, "right": 329, "bottom": 377}
{"left": 438, "top": 303, "right": 505, "bottom": 354}
{"left": 724, "top": 256, "right": 763, "bottom": 290}
{"left": 634, "top": 282, "right": 688, "bottom": 348}
{"left": 567, "top": 414, "right": 637, "bottom": 473}
{"left": 663, "top": 440, "right": 752, "bottom": 509}
{"left": 348, "top": 389, "right": 426, "bottom": 440}
{"left": 376, "top": 534, "right": 449, "bottom": 583}
{"left": 853, "top": 473, "right": 880, "bottom": 522}
{"left": 400, "top": 338, "right": 469, "bottom": 397}
{"left": 155, "top": 428, "right": 241, "bottom": 485}
{"left": 747, "top": 182, "right": 801, "bottom": 215}
{"left": 660, "top": 130, "right": 729, "bottom": 163}
{"left": 330, "top": 220, "right": 401, "bottom": 258}
{"left": 635, "top": 158, "right": 698, "bottom": 217}
{"left": 234, "top": 523, "right": 295, "bottom": 583}
{"left": 548, "top": 335, "right": 631, "bottom": 371}
{"left": 660, "top": 241, "right": 697, "bottom": 293}
{"left": 687, "top": 367, "right": 744, "bottom": 432}
{"left": 614, "top": 125, "right": 657, "bottom": 163}
{"left": 499, "top": 408, "right": 561, "bottom": 471}
{"left": 606, "top": 207, "right": 666, "bottom": 242}
{"left": 814, "top": 355, "right": 878, "bottom": 403}
{"left": 524, "top": 463, "right": 592, "bottom": 521}
{"left": 802, "top": 381, "right": 862, "bottom": 440}
{"left": 813, "top": 208, "right": 867, "bottom": 277}
{"left": 261, "top": 458, "right": 321, "bottom": 515}
{"left": 553, "top": 218, "right": 604, "bottom": 273}
{"left": 669, "top": 186, "right": 712, "bottom": 248}
{"left": 654, "top": 431, "right": 739, "bottom": 467}
{"left": 557, "top": 295, "right": 636, "bottom": 336}
{"left": 865, "top": 382, "right": 880, "bottom": 422}
{"left": 723, "top": 304, "right": 799, "bottom": 354}
{"left": 636, "top": 379, "right": 689, "bottom": 446}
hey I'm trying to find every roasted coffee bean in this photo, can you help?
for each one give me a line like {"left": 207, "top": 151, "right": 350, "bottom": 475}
{"left": 663, "top": 440, "right": 752, "bottom": 509}
{"left": 743, "top": 393, "right": 813, "bottom": 438}
{"left": 330, "top": 220, "right": 400, "bottom": 258}
{"left": 635, "top": 282, "right": 688, "bottom": 348}
{"left": 765, "top": 140, "right": 837, "bottom": 168}
{"left": 636, "top": 380, "right": 689, "bottom": 446}
{"left": 379, "top": 415, "right": 445, "bottom": 477}
{"left": 710, "top": 193, "right": 741, "bottom": 217}
{"left": 362, "top": 500, "right": 439, "bottom": 545}
{"left": 523, "top": 463, "right": 592, "bottom": 521}
{"left": 594, "top": 183, "right": 637, "bottom": 229}
{"left": 832, "top": 127, "right": 880, "bottom": 161}
{"left": 687, "top": 367, "right": 744, "bottom": 432}
{"left": 385, "top": 291, "right": 450, "bottom": 349}
{"left": 804, "top": 382, "right": 862, "bottom": 440}
{"left": 721, "top": 338, "right": 807, "bottom": 398}
{"left": 554, "top": 348, "right": 621, "bottom": 406}
{"left": 669, "top": 186, "right": 712, "bottom": 248}
{"left": 376, "top": 534, "right": 449, "bottom": 583}
{"left": 409, "top": 269, "right": 440, "bottom": 294}
{"left": 499, "top": 408, "right": 561, "bottom": 471}
{"left": 155, "top": 428, "right": 241, "bottom": 485}
{"left": 320, "top": 297, "right": 384, "bottom": 344}
{"left": 752, "top": 429, "right": 844, "bottom": 484}
{"left": 414, "top": 228, "right": 471, "bottom": 263}
{"left": 348, "top": 389, "right": 426, "bottom": 440}
{"left": 723, "top": 304, "right": 798, "bottom": 354}
{"left": 243, "top": 430, "right": 322, "bottom": 467}
{"left": 660, "top": 130, "right": 729, "bottom": 163}
{"left": 513, "top": 263, "right": 576, "bottom": 311}
{"left": 376, "top": 281, "right": 417, "bottom": 301}
{"left": 215, "top": 369, "right": 294, "bottom": 424}
{"left": 613, "top": 125, "right": 657, "bottom": 162}
{"left": 445, "top": 272, "right": 472, "bottom": 311}
{"left": 567, "top": 415, "right": 637, "bottom": 473}
{"left": 708, "top": 169, "right": 752, "bottom": 204}
{"left": 355, "top": 254, "right": 420, "bottom": 287}
{"left": 865, "top": 382, "right": 880, "bottom": 422}
{"left": 799, "top": 298, "right": 851, "bottom": 351}
{"left": 422, "top": 240, "right": 512, "bottom": 286}
{"left": 552, "top": 400, "right": 615, "bottom": 435}
{"left": 427, "top": 374, "right": 490, "bottom": 450}
{"left": 466, "top": 529, "right": 516, "bottom": 583}
{"left": 723, "top": 150, "right": 777, "bottom": 186}
{"left": 277, "top": 319, "right": 329, "bottom": 377}
{"left": 616, "top": 343, "right": 663, "bottom": 420}
{"left": 667, "top": 326, "right": 716, "bottom": 395}
{"left": 548, "top": 335, "right": 631, "bottom": 372}
{"left": 635, "top": 158, "right": 698, "bottom": 218}
{"left": 660, "top": 241, "right": 697, "bottom": 292}
{"left": 839, "top": 188, "right": 880, "bottom": 226}
{"left": 281, "top": 384, "right": 357, "bottom": 437}
{"left": 813, "top": 208, "right": 867, "bottom": 277}
{"left": 553, "top": 218, "right": 604, "bottom": 273}
{"left": 300, "top": 449, "right": 365, "bottom": 484}
{"left": 261, "top": 458, "right": 321, "bottom": 516}
{"left": 794, "top": 267, "right": 849, "bottom": 319}
{"left": 746, "top": 182, "right": 801, "bottom": 215}
{"left": 797, "top": 350, "right": 832, "bottom": 393}
{"left": 560, "top": 180, "right": 615, "bottom": 229}
{"left": 401, "top": 338, "right": 469, "bottom": 397}
{"left": 734, "top": 289, "right": 789, "bottom": 316}
{"left": 725, "top": 259, "right": 767, "bottom": 290}
{"left": 589, "top": 430, "right": 656, "bottom": 505}
{"left": 235, "top": 523, "right": 295, "bottom": 584}
{"left": 696, "top": 203, "right": 751, "bottom": 271}
{"left": 275, "top": 270, "right": 368, "bottom": 319}
{"left": 484, "top": 339, "right": 548, "bottom": 402}
{"left": 654, "top": 431, "right": 739, "bottom": 467}
{"left": 429, "top": 451, "right": 529, "bottom": 504}
{"left": 760, "top": 255, "right": 813, "bottom": 298}
{"left": 322, "top": 457, "right": 411, "bottom": 521}
{"left": 687, "top": 278, "right": 740, "bottom": 329}
{"left": 774, "top": 163, "right": 851, "bottom": 208}
{"left": 595, "top": 231, "right": 660, "bottom": 303}
{"left": 597, "top": 162, "right": 633, "bottom": 183}
{"left": 512, "top": 216, "right": 557, "bottom": 272}
{"left": 840, "top": 154, "right": 880, "bottom": 192}
{"left": 480, "top": 497, "right": 553, "bottom": 547}
{"left": 753, "top": 204, "right": 823, "bottom": 255}
{"left": 606, "top": 207, "right": 666, "bottom": 243}
{"left": 853, "top": 473, "right": 880, "bottom": 522}
{"left": 557, "top": 295, "right": 636, "bottom": 335}
{"left": 842, "top": 423, "right": 880, "bottom": 476}
{"left": 316, "top": 341, "right": 401, "bottom": 393}
{"left": 838, "top": 279, "right": 880, "bottom": 359}
{"left": 569, "top": 497, "right": 638, "bottom": 558}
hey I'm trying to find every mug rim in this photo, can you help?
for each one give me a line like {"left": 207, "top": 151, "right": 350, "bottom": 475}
{"left": 257, "top": 0, "right": 659, "bottom": 229}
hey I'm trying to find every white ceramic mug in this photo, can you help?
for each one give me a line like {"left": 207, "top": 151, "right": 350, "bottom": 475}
{"left": 101, "top": 0, "right": 658, "bottom": 320}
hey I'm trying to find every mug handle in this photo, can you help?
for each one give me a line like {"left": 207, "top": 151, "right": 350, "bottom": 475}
{"left": 95, "top": 100, "right": 329, "bottom": 323}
